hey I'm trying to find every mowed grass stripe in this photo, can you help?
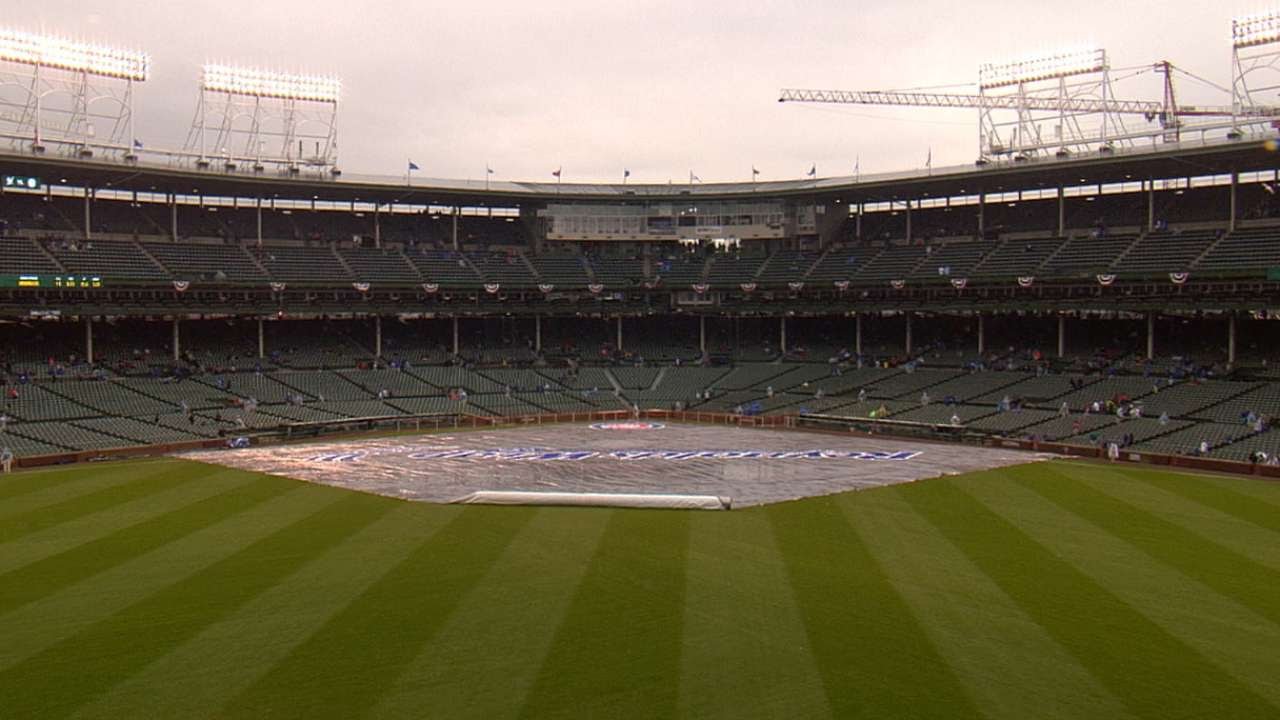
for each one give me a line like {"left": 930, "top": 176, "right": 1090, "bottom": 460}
{"left": 1062, "top": 465, "right": 1280, "bottom": 573}
{"left": 0, "top": 467, "right": 250, "bottom": 577}
{"left": 518, "top": 509, "right": 690, "bottom": 720}
{"left": 0, "top": 490, "right": 393, "bottom": 720}
{"left": 1018, "top": 465, "right": 1280, "bottom": 628}
{"left": 962, "top": 471, "right": 1280, "bottom": 710}
{"left": 905, "top": 476, "right": 1279, "bottom": 719}
{"left": 368, "top": 507, "right": 612, "bottom": 720}
{"left": 0, "top": 463, "right": 192, "bottom": 533}
{"left": 678, "top": 508, "right": 830, "bottom": 720}
{"left": 0, "top": 484, "right": 332, "bottom": 670}
{"left": 0, "top": 472, "right": 291, "bottom": 617}
{"left": 1108, "top": 463, "right": 1280, "bottom": 536}
{"left": 0, "top": 464, "right": 112, "bottom": 502}
{"left": 70, "top": 503, "right": 463, "bottom": 720}
{"left": 218, "top": 505, "right": 535, "bottom": 719}
{"left": 767, "top": 496, "right": 982, "bottom": 719}
{"left": 0, "top": 459, "right": 183, "bottom": 503}
{"left": 840, "top": 490, "right": 1134, "bottom": 720}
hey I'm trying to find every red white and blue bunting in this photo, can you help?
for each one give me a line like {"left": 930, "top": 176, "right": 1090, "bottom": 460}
{"left": 787, "top": 281, "right": 805, "bottom": 292}
{"left": 172, "top": 280, "right": 190, "bottom": 293}
{"left": 484, "top": 283, "right": 501, "bottom": 294}
{"left": 538, "top": 283, "right": 555, "bottom": 293}
{"left": 421, "top": 283, "right": 440, "bottom": 294}
{"left": 1017, "top": 276, "right": 1035, "bottom": 288}
{"left": 1095, "top": 274, "right": 1117, "bottom": 286}
{"left": 889, "top": 279, "right": 906, "bottom": 290}
{"left": 834, "top": 280, "right": 850, "bottom": 291}
{"left": 1169, "top": 272, "right": 1189, "bottom": 285}
{"left": 588, "top": 283, "right": 605, "bottom": 294}
{"left": 950, "top": 278, "right": 968, "bottom": 290}
{"left": 740, "top": 282, "right": 757, "bottom": 293}
{"left": 352, "top": 282, "right": 371, "bottom": 293}
{"left": 642, "top": 279, "right": 660, "bottom": 290}
{"left": 269, "top": 282, "right": 287, "bottom": 293}
{"left": 692, "top": 283, "right": 710, "bottom": 294}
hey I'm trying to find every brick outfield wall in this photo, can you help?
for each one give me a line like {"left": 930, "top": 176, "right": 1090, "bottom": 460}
{"left": 12, "top": 410, "right": 1279, "bottom": 482}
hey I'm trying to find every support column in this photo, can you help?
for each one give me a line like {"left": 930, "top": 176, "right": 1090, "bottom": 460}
{"left": 977, "top": 313, "right": 985, "bottom": 355}
{"left": 855, "top": 204, "right": 863, "bottom": 240}
{"left": 85, "top": 317, "right": 94, "bottom": 365}
{"left": 855, "top": 313, "right": 863, "bottom": 356}
{"left": 780, "top": 316, "right": 787, "bottom": 354}
{"left": 451, "top": 208, "right": 460, "bottom": 250}
{"left": 257, "top": 317, "right": 265, "bottom": 359}
{"left": 170, "top": 193, "right": 178, "bottom": 241}
{"left": 977, "top": 192, "right": 986, "bottom": 236}
{"left": 374, "top": 315, "right": 382, "bottom": 358}
{"left": 699, "top": 315, "right": 706, "bottom": 354}
{"left": 172, "top": 319, "right": 180, "bottom": 362}
{"left": 373, "top": 203, "right": 381, "bottom": 248}
{"left": 905, "top": 313, "right": 913, "bottom": 355}
{"left": 616, "top": 316, "right": 623, "bottom": 352}
{"left": 1228, "top": 313, "right": 1237, "bottom": 366}
{"left": 535, "top": 315, "right": 542, "bottom": 353}
{"left": 1056, "top": 185, "right": 1065, "bottom": 236}
{"left": 1146, "top": 179, "right": 1155, "bottom": 231}
{"left": 904, "top": 201, "right": 912, "bottom": 242}
{"left": 1228, "top": 171, "right": 1238, "bottom": 232}
{"left": 1057, "top": 314, "right": 1066, "bottom": 358}
{"left": 83, "top": 187, "right": 92, "bottom": 240}
{"left": 256, "top": 197, "right": 263, "bottom": 246}
{"left": 452, "top": 317, "right": 459, "bottom": 356}
{"left": 1146, "top": 312, "right": 1155, "bottom": 361}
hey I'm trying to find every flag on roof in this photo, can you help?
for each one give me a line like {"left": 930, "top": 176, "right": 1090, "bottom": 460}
{"left": 408, "top": 160, "right": 420, "bottom": 170}
{"left": 132, "top": 139, "right": 143, "bottom": 149}
{"left": 807, "top": 164, "right": 816, "bottom": 177}
{"left": 689, "top": 171, "right": 700, "bottom": 183}
{"left": 624, "top": 169, "right": 631, "bottom": 178}
{"left": 552, "top": 167, "right": 561, "bottom": 178}
{"left": 486, "top": 166, "right": 495, "bottom": 174}
{"left": 752, "top": 166, "right": 760, "bottom": 176}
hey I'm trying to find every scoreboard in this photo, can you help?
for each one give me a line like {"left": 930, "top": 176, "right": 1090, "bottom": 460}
{"left": 0, "top": 275, "right": 102, "bottom": 289}
{"left": 2, "top": 175, "right": 42, "bottom": 191}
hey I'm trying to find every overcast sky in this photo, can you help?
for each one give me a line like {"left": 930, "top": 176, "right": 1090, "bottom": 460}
{"left": 15, "top": 0, "right": 1275, "bottom": 183}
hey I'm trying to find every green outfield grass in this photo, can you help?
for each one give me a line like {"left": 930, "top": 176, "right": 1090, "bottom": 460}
{"left": 1, "top": 456, "right": 1279, "bottom": 719}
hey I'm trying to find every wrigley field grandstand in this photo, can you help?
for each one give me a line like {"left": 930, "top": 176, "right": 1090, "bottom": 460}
{"left": 2, "top": 7, "right": 1280, "bottom": 720}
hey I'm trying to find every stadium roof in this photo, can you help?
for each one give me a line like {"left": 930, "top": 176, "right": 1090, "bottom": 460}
{"left": 1, "top": 136, "right": 1276, "bottom": 206}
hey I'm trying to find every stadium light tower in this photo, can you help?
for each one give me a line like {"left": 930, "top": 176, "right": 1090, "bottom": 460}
{"left": 1232, "top": 10, "right": 1280, "bottom": 131}
{"left": 975, "top": 48, "right": 1127, "bottom": 160}
{"left": 0, "top": 28, "right": 149, "bottom": 158}
{"left": 184, "top": 64, "right": 340, "bottom": 176}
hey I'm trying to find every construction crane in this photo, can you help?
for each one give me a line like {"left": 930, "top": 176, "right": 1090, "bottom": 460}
{"left": 780, "top": 45, "right": 1280, "bottom": 161}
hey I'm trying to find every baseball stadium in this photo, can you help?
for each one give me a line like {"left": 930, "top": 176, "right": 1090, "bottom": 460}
{"left": 2, "top": 6, "right": 1280, "bottom": 719}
